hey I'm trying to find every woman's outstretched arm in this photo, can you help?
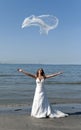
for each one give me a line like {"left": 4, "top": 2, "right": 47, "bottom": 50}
{"left": 17, "top": 69, "right": 36, "bottom": 79}
{"left": 45, "top": 72, "right": 63, "bottom": 79}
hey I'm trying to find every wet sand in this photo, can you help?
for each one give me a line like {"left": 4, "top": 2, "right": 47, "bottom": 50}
{"left": 0, "top": 114, "right": 81, "bottom": 130}
{"left": 0, "top": 102, "right": 81, "bottom": 130}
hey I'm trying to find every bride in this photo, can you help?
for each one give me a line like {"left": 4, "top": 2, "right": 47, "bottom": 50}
{"left": 18, "top": 68, "right": 68, "bottom": 118}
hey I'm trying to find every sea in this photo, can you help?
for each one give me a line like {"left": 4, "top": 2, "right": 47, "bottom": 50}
{"left": 0, "top": 64, "right": 81, "bottom": 107}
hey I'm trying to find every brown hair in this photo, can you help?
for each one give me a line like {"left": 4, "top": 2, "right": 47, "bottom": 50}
{"left": 36, "top": 68, "right": 45, "bottom": 78}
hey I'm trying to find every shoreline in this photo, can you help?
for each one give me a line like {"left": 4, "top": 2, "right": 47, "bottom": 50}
{"left": 0, "top": 97, "right": 81, "bottom": 107}
{"left": 0, "top": 103, "right": 81, "bottom": 116}
{"left": 0, "top": 98, "right": 81, "bottom": 116}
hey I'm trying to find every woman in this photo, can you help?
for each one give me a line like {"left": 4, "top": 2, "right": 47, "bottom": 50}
{"left": 18, "top": 68, "right": 68, "bottom": 118}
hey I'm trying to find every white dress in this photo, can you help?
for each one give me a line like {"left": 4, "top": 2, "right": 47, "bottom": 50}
{"left": 31, "top": 78, "right": 68, "bottom": 118}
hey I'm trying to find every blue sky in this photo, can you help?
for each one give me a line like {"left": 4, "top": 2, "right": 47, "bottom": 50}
{"left": 0, "top": 0, "right": 81, "bottom": 64}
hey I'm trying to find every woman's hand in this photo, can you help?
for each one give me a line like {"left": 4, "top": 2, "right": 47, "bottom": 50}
{"left": 17, "top": 68, "right": 23, "bottom": 72}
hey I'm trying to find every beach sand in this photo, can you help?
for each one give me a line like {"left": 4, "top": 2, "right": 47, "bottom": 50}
{"left": 0, "top": 102, "right": 81, "bottom": 130}
{"left": 0, "top": 114, "right": 81, "bottom": 130}
{"left": 0, "top": 98, "right": 81, "bottom": 130}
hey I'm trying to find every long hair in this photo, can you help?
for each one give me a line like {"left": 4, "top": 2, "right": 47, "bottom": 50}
{"left": 36, "top": 68, "right": 45, "bottom": 78}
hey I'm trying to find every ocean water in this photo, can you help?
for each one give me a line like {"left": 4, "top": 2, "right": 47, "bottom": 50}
{"left": 0, "top": 64, "right": 81, "bottom": 106}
